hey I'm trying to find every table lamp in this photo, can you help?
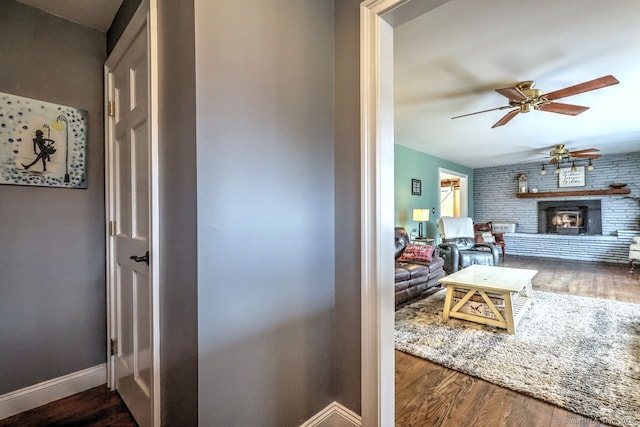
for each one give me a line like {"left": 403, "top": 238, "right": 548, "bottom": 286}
{"left": 412, "top": 208, "right": 430, "bottom": 238}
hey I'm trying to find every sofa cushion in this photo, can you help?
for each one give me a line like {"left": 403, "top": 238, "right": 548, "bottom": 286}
{"left": 395, "top": 266, "right": 411, "bottom": 282}
{"left": 398, "top": 244, "right": 435, "bottom": 262}
{"left": 395, "top": 227, "right": 410, "bottom": 258}
{"left": 397, "top": 262, "right": 430, "bottom": 279}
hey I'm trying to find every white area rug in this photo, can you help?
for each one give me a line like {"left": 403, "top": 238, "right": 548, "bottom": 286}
{"left": 395, "top": 290, "right": 640, "bottom": 427}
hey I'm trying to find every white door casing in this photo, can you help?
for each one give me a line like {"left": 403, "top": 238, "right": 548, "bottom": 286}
{"left": 105, "top": 1, "right": 159, "bottom": 426}
{"left": 362, "top": 0, "right": 439, "bottom": 425}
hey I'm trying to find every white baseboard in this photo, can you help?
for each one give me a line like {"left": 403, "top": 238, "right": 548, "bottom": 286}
{"left": 0, "top": 364, "right": 107, "bottom": 420}
{"left": 300, "top": 401, "right": 361, "bottom": 426}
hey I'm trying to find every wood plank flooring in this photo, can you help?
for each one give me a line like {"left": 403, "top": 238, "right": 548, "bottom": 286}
{"left": 396, "top": 255, "right": 639, "bottom": 427}
{"left": 0, "top": 385, "right": 137, "bottom": 427}
{"left": 2, "top": 256, "right": 637, "bottom": 426}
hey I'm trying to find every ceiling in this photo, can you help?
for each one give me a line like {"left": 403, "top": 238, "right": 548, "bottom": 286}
{"left": 16, "top": 0, "right": 123, "bottom": 32}
{"left": 394, "top": 0, "right": 640, "bottom": 168}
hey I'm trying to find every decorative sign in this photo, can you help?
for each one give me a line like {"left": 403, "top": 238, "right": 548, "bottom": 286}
{"left": 411, "top": 178, "right": 422, "bottom": 196}
{"left": 558, "top": 166, "right": 585, "bottom": 188}
{"left": 0, "top": 91, "right": 88, "bottom": 188}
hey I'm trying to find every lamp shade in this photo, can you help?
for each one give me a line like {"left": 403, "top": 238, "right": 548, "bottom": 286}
{"left": 412, "top": 208, "right": 430, "bottom": 222}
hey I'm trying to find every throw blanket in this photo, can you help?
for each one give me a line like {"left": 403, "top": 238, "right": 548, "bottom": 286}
{"left": 438, "top": 216, "right": 474, "bottom": 239}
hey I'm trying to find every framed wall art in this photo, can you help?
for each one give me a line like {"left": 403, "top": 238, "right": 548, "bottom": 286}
{"left": 411, "top": 178, "right": 422, "bottom": 196}
{"left": 0, "top": 91, "right": 88, "bottom": 188}
{"left": 558, "top": 166, "right": 585, "bottom": 188}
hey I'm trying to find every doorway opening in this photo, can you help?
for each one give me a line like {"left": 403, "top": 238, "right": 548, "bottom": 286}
{"left": 439, "top": 168, "right": 468, "bottom": 218}
{"left": 361, "top": 0, "right": 467, "bottom": 424}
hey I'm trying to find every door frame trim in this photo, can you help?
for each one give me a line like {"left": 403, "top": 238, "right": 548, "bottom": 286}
{"left": 104, "top": 1, "right": 160, "bottom": 425}
{"left": 361, "top": 1, "right": 456, "bottom": 424}
{"left": 360, "top": 1, "right": 403, "bottom": 425}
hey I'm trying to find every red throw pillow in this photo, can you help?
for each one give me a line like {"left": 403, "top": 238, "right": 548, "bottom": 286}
{"left": 398, "top": 244, "right": 435, "bottom": 262}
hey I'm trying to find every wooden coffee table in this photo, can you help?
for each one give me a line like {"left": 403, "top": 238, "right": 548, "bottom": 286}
{"left": 439, "top": 265, "right": 537, "bottom": 334}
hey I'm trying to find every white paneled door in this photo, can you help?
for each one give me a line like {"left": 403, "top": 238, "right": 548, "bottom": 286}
{"left": 105, "top": 5, "right": 155, "bottom": 426}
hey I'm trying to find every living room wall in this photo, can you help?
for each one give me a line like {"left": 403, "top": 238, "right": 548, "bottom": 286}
{"left": 395, "top": 144, "right": 474, "bottom": 241}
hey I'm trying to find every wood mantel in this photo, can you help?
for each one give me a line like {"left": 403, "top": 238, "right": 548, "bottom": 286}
{"left": 515, "top": 188, "right": 631, "bottom": 198}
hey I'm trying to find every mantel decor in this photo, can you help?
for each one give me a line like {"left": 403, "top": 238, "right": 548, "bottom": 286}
{"left": 518, "top": 174, "right": 528, "bottom": 193}
{"left": 0, "top": 91, "right": 88, "bottom": 188}
{"left": 558, "top": 166, "right": 585, "bottom": 188}
{"left": 516, "top": 188, "right": 630, "bottom": 198}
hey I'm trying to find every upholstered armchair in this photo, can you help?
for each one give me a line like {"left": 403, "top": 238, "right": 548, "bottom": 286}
{"left": 437, "top": 217, "right": 500, "bottom": 274}
{"left": 473, "top": 221, "right": 506, "bottom": 257}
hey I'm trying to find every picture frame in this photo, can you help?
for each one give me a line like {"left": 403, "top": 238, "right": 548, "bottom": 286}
{"left": 411, "top": 178, "right": 422, "bottom": 195}
{"left": 0, "top": 91, "right": 88, "bottom": 189}
{"left": 558, "top": 166, "right": 585, "bottom": 188}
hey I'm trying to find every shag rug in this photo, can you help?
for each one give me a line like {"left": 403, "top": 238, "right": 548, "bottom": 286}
{"left": 395, "top": 289, "right": 640, "bottom": 427}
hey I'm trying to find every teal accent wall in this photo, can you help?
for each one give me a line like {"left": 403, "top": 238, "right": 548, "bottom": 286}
{"left": 395, "top": 144, "right": 474, "bottom": 240}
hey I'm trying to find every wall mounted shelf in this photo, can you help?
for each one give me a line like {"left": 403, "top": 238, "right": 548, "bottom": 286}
{"left": 515, "top": 188, "right": 630, "bottom": 198}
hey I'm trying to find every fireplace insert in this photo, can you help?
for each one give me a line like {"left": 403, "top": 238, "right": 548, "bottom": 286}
{"left": 538, "top": 200, "right": 602, "bottom": 235}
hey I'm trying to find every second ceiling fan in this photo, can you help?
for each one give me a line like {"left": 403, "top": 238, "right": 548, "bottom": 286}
{"left": 451, "top": 75, "right": 619, "bottom": 128}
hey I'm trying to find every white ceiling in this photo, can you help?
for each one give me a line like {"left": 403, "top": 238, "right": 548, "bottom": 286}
{"left": 394, "top": 0, "right": 640, "bottom": 168}
{"left": 16, "top": 0, "right": 123, "bottom": 32}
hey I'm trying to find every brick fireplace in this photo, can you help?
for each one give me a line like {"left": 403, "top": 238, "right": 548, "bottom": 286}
{"left": 473, "top": 151, "right": 640, "bottom": 263}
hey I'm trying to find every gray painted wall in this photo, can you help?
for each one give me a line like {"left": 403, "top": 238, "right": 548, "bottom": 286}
{"left": 194, "top": 0, "right": 336, "bottom": 425}
{"left": 0, "top": 2, "right": 365, "bottom": 424}
{"left": 0, "top": 1, "right": 106, "bottom": 394}
{"left": 334, "top": 0, "right": 362, "bottom": 413}
{"left": 156, "top": 1, "right": 199, "bottom": 425}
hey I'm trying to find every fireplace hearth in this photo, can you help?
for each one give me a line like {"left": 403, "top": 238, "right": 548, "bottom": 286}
{"left": 537, "top": 200, "right": 602, "bottom": 235}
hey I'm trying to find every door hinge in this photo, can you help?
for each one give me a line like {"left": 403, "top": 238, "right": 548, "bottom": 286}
{"left": 109, "top": 220, "right": 116, "bottom": 236}
{"left": 108, "top": 100, "right": 115, "bottom": 117}
{"left": 110, "top": 338, "right": 118, "bottom": 356}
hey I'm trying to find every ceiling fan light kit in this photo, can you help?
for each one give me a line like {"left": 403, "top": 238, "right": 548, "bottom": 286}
{"left": 451, "top": 75, "right": 619, "bottom": 128}
{"left": 538, "top": 144, "right": 600, "bottom": 175}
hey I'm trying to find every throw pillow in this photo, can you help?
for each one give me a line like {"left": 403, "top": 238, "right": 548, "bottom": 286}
{"left": 398, "top": 244, "right": 435, "bottom": 262}
{"left": 481, "top": 232, "right": 496, "bottom": 243}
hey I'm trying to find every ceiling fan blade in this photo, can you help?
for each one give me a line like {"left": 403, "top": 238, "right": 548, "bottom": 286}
{"left": 544, "top": 75, "right": 619, "bottom": 101}
{"left": 491, "top": 109, "right": 519, "bottom": 128}
{"left": 570, "top": 148, "right": 600, "bottom": 154}
{"left": 538, "top": 102, "right": 589, "bottom": 116}
{"left": 571, "top": 153, "right": 602, "bottom": 159}
{"left": 495, "top": 87, "right": 528, "bottom": 101}
{"left": 451, "top": 105, "right": 511, "bottom": 119}
{"left": 550, "top": 157, "right": 559, "bottom": 164}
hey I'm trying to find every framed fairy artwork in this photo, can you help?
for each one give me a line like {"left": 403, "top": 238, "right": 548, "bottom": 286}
{"left": 0, "top": 91, "right": 88, "bottom": 188}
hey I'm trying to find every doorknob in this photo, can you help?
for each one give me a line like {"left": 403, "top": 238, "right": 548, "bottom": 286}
{"left": 130, "top": 251, "right": 149, "bottom": 266}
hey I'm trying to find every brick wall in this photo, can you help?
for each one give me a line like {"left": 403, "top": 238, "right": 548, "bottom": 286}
{"left": 474, "top": 151, "right": 640, "bottom": 263}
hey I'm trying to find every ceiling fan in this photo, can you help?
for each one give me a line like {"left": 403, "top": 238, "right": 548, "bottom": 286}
{"left": 451, "top": 75, "right": 619, "bottom": 128}
{"left": 536, "top": 144, "right": 602, "bottom": 174}
{"left": 544, "top": 144, "right": 601, "bottom": 164}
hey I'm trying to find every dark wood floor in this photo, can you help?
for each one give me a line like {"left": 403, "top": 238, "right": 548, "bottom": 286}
{"left": 0, "top": 386, "right": 137, "bottom": 427}
{"left": 396, "top": 255, "right": 640, "bottom": 427}
{"left": 2, "top": 257, "right": 636, "bottom": 426}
